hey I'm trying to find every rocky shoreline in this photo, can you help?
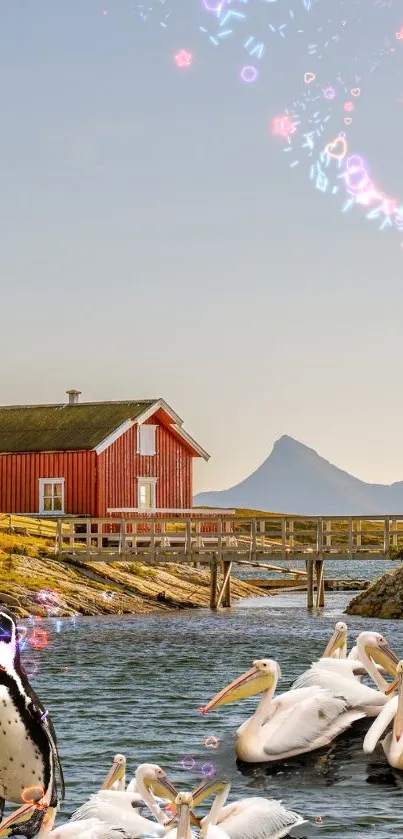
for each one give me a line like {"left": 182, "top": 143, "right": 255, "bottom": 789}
{"left": 346, "top": 562, "right": 403, "bottom": 619}
{"left": 0, "top": 551, "right": 261, "bottom": 619}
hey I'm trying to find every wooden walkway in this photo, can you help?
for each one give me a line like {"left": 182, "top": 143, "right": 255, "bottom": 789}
{"left": 51, "top": 514, "right": 403, "bottom": 610}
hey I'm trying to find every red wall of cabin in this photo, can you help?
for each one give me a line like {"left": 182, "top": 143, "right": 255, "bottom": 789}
{"left": 96, "top": 419, "right": 193, "bottom": 516}
{"left": 0, "top": 451, "right": 97, "bottom": 516}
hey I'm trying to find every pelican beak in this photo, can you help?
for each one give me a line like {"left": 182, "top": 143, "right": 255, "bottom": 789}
{"left": 322, "top": 626, "right": 347, "bottom": 658}
{"left": 190, "top": 777, "right": 229, "bottom": 807}
{"left": 144, "top": 775, "right": 180, "bottom": 803}
{"left": 101, "top": 758, "right": 126, "bottom": 790}
{"left": 199, "top": 666, "right": 274, "bottom": 712}
{"left": 394, "top": 662, "right": 403, "bottom": 741}
{"left": 176, "top": 796, "right": 193, "bottom": 839}
{"left": 0, "top": 804, "right": 40, "bottom": 838}
{"left": 151, "top": 779, "right": 200, "bottom": 828}
{"left": 365, "top": 639, "right": 400, "bottom": 692}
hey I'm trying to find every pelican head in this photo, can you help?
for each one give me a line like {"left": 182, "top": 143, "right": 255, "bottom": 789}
{"left": 199, "top": 659, "right": 279, "bottom": 713}
{"left": 0, "top": 803, "right": 55, "bottom": 839}
{"left": 101, "top": 753, "right": 126, "bottom": 790}
{"left": 357, "top": 631, "right": 400, "bottom": 693}
{"left": 322, "top": 622, "right": 348, "bottom": 658}
{"left": 175, "top": 792, "right": 194, "bottom": 839}
{"left": 135, "top": 763, "right": 181, "bottom": 803}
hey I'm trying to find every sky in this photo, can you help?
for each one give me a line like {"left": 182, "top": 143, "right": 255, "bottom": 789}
{"left": 1, "top": 0, "right": 403, "bottom": 494}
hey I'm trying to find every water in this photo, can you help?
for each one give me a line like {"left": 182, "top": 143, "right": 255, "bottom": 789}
{"left": 235, "top": 558, "right": 399, "bottom": 581}
{"left": 16, "top": 593, "right": 403, "bottom": 839}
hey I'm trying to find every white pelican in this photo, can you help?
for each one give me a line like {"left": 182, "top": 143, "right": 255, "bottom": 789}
{"left": 170, "top": 780, "right": 309, "bottom": 839}
{"left": 101, "top": 754, "right": 126, "bottom": 792}
{"left": 291, "top": 631, "right": 399, "bottom": 716}
{"left": 0, "top": 802, "right": 131, "bottom": 839}
{"left": 70, "top": 764, "right": 179, "bottom": 836}
{"left": 322, "top": 621, "right": 349, "bottom": 659}
{"left": 363, "top": 659, "right": 403, "bottom": 770}
{"left": 200, "top": 658, "right": 366, "bottom": 763}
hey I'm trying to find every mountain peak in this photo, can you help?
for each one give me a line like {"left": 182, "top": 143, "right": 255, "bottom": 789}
{"left": 194, "top": 435, "right": 403, "bottom": 515}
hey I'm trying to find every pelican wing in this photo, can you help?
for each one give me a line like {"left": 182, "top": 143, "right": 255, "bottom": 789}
{"left": 215, "top": 798, "right": 305, "bottom": 839}
{"left": 292, "top": 667, "right": 387, "bottom": 709}
{"left": 262, "top": 689, "right": 360, "bottom": 756}
{"left": 70, "top": 793, "right": 165, "bottom": 838}
{"left": 53, "top": 819, "right": 133, "bottom": 839}
{"left": 363, "top": 697, "right": 398, "bottom": 753}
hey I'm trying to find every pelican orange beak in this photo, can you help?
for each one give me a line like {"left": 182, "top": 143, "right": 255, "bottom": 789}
{"left": 394, "top": 661, "right": 403, "bottom": 741}
{"left": 176, "top": 794, "right": 194, "bottom": 839}
{"left": 101, "top": 755, "right": 126, "bottom": 790}
{"left": 199, "top": 664, "right": 275, "bottom": 713}
{"left": 190, "top": 777, "right": 229, "bottom": 806}
{"left": 322, "top": 623, "right": 347, "bottom": 658}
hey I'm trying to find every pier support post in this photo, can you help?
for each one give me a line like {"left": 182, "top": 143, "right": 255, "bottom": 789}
{"left": 210, "top": 556, "right": 219, "bottom": 610}
{"left": 306, "top": 559, "right": 314, "bottom": 609}
{"left": 221, "top": 560, "right": 232, "bottom": 608}
{"left": 315, "top": 560, "right": 325, "bottom": 608}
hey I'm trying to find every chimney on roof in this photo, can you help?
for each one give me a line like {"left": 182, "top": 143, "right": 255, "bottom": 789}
{"left": 66, "top": 389, "right": 81, "bottom": 405}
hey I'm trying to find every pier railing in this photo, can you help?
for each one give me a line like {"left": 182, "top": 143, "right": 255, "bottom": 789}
{"left": 55, "top": 514, "right": 403, "bottom": 561}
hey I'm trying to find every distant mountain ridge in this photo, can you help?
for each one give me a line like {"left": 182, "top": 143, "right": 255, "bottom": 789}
{"left": 194, "top": 435, "right": 403, "bottom": 515}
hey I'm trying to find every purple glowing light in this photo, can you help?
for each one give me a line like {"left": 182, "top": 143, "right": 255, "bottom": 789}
{"left": 240, "top": 65, "right": 258, "bottom": 83}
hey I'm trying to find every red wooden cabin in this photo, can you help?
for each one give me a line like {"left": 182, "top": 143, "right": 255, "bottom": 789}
{"left": 0, "top": 390, "right": 209, "bottom": 517}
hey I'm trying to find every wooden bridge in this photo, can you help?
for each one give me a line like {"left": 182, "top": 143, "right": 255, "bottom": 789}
{"left": 51, "top": 513, "right": 403, "bottom": 610}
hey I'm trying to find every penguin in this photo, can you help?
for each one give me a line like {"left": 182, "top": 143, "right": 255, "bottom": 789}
{"left": 0, "top": 610, "right": 65, "bottom": 835}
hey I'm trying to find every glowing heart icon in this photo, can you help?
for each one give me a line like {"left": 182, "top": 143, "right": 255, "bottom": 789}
{"left": 304, "top": 72, "right": 315, "bottom": 84}
{"left": 351, "top": 88, "right": 361, "bottom": 97}
{"left": 344, "top": 117, "right": 353, "bottom": 125}
{"left": 324, "top": 136, "right": 348, "bottom": 160}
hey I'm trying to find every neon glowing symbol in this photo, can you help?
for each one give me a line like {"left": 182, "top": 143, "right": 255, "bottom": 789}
{"left": 344, "top": 102, "right": 354, "bottom": 112}
{"left": 271, "top": 115, "right": 296, "bottom": 139}
{"left": 201, "top": 762, "right": 216, "bottom": 777}
{"left": 344, "top": 117, "right": 352, "bottom": 125}
{"left": 324, "top": 136, "right": 348, "bottom": 160}
{"left": 323, "top": 87, "right": 336, "bottom": 100}
{"left": 181, "top": 756, "right": 196, "bottom": 770}
{"left": 204, "top": 735, "right": 219, "bottom": 749}
{"left": 174, "top": 50, "right": 193, "bottom": 68}
{"left": 396, "top": 28, "right": 403, "bottom": 40}
{"left": 28, "top": 628, "right": 48, "bottom": 649}
{"left": 202, "top": 0, "right": 225, "bottom": 11}
{"left": 21, "top": 786, "right": 45, "bottom": 806}
{"left": 240, "top": 65, "right": 257, "bottom": 82}
{"left": 350, "top": 88, "right": 361, "bottom": 96}
{"left": 304, "top": 72, "right": 315, "bottom": 84}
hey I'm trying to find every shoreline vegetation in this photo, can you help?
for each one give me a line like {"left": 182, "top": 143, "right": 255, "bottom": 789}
{"left": 0, "top": 528, "right": 259, "bottom": 619}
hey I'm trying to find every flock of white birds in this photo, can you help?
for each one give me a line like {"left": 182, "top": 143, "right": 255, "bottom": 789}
{"left": 1, "top": 622, "right": 403, "bottom": 839}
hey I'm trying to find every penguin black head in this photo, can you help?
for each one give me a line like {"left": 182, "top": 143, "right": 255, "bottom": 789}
{"left": 0, "top": 611, "right": 19, "bottom": 671}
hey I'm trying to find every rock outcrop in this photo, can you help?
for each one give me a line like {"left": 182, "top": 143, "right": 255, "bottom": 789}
{"left": 346, "top": 563, "right": 403, "bottom": 619}
{"left": 0, "top": 552, "right": 260, "bottom": 619}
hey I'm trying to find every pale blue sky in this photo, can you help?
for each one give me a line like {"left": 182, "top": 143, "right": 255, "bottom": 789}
{"left": 1, "top": 1, "right": 402, "bottom": 493}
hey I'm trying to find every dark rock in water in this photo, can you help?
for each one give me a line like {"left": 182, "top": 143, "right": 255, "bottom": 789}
{"left": 346, "top": 564, "right": 403, "bottom": 618}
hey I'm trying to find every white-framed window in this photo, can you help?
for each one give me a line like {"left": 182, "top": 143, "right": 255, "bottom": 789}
{"left": 137, "top": 424, "right": 156, "bottom": 456}
{"left": 39, "top": 478, "right": 65, "bottom": 514}
{"left": 137, "top": 478, "right": 157, "bottom": 510}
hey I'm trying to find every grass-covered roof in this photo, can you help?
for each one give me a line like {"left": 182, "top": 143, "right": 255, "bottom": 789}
{"left": 0, "top": 400, "right": 156, "bottom": 453}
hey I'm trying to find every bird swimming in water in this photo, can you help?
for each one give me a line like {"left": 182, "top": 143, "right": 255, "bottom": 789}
{"left": 0, "top": 611, "right": 64, "bottom": 836}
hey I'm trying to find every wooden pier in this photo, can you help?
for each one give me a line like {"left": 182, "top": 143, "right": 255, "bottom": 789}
{"left": 52, "top": 513, "right": 403, "bottom": 611}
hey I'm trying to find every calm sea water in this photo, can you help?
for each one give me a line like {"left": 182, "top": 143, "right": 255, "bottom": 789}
{"left": 14, "top": 591, "right": 403, "bottom": 839}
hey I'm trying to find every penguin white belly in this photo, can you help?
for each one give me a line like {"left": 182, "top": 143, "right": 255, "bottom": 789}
{"left": 0, "top": 685, "right": 46, "bottom": 803}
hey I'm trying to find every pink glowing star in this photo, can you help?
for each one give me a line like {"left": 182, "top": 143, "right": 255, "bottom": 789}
{"left": 271, "top": 115, "right": 296, "bottom": 140}
{"left": 344, "top": 102, "right": 354, "bottom": 112}
{"left": 174, "top": 50, "right": 193, "bottom": 68}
